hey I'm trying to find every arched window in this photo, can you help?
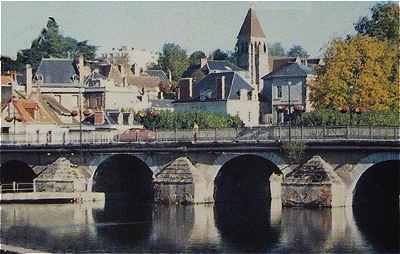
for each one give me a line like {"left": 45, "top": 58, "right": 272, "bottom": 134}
{"left": 263, "top": 43, "right": 267, "bottom": 53}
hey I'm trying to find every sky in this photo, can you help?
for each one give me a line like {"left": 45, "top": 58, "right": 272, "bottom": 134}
{"left": 1, "top": 1, "right": 375, "bottom": 59}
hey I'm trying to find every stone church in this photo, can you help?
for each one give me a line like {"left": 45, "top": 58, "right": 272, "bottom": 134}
{"left": 235, "top": 8, "right": 320, "bottom": 124}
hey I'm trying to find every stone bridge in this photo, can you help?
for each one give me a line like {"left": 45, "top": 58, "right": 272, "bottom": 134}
{"left": 0, "top": 139, "right": 399, "bottom": 207}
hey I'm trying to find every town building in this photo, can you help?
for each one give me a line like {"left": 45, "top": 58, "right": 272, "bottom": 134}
{"left": 174, "top": 72, "right": 259, "bottom": 126}
{"left": 261, "top": 59, "right": 316, "bottom": 124}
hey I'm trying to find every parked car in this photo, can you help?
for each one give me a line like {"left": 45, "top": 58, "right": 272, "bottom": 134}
{"left": 116, "top": 128, "right": 156, "bottom": 142}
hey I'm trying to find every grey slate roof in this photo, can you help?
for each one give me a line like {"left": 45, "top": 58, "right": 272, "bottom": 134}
{"left": 188, "top": 71, "right": 253, "bottom": 101}
{"left": 145, "top": 70, "right": 168, "bottom": 81}
{"left": 36, "top": 58, "right": 78, "bottom": 85}
{"left": 206, "top": 60, "right": 244, "bottom": 72}
{"left": 262, "top": 62, "right": 315, "bottom": 80}
{"left": 238, "top": 8, "right": 266, "bottom": 38}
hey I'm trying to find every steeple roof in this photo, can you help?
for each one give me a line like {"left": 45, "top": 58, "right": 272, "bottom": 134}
{"left": 237, "top": 8, "right": 266, "bottom": 39}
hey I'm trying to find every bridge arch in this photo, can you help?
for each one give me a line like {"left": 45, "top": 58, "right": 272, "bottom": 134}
{"left": 91, "top": 154, "right": 153, "bottom": 202}
{"left": 346, "top": 152, "right": 400, "bottom": 207}
{"left": 0, "top": 160, "right": 36, "bottom": 184}
{"left": 214, "top": 153, "right": 283, "bottom": 203}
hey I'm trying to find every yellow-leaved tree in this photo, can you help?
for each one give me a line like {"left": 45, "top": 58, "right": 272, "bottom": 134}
{"left": 310, "top": 35, "right": 399, "bottom": 112}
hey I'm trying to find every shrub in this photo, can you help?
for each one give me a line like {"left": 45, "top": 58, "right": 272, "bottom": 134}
{"left": 292, "top": 110, "right": 399, "bottom": 127}
{"left": 134, "top": 110, "right": 244, "bottom": 130}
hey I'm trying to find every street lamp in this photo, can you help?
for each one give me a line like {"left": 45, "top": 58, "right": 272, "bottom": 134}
{"left": 288, "top": 81, "right": 292, "bottom": 142}
{"left": 5, "top": 97, "right": 22, "bottom": 144}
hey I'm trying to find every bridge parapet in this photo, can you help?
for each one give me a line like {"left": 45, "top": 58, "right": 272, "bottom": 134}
{"left": 1, "top": 126, "right": 399, "bottom": 146}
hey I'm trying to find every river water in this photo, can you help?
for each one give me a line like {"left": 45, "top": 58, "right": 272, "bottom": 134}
{"left": 1, "top": 200, "right": 398, "bottom": 253}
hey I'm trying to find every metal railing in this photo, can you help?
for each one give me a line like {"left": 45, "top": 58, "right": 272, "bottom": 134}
{"left": 0, "top": 182, "right": 35, "bottom": 193}
{"left": 1, "top": 126, "right": 399, "bottom": 146}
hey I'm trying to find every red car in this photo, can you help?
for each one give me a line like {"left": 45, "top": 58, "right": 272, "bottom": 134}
{"left": 116, "top": 128, "right": 156, "bottom": 142}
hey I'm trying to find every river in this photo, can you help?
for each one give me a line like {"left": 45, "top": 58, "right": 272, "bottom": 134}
{"left": 1, "top": 200, "right": 398, "bottom": 253}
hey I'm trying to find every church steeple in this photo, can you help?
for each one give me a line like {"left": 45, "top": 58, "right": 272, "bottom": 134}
{"left": 237, "top": 8, "right": 266, "bottom": 39}
{"left": 235, "top": 8, "right": 270, "bottom": 92}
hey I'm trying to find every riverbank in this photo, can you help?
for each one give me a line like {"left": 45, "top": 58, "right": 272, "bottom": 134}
{"left": 0, "top": 192, "right": 104, "bottom": 204}
{"left": 0, "top": 244, "right": 52, "bottom": 254}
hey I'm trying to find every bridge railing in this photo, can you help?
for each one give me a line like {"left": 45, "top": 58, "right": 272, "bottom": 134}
{"left": 0, "top": 182, "right": 35, "bottom": 193}
{"left": 1, "top": 126, "right": 399, "bottom": 145}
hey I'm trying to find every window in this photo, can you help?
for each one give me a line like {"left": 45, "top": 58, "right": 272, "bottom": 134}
{"left": 55, "top": 95, "right": 61, "bottom": 104}
{"left": 277, "top": 85, "right": 282, "bottom": 98}
{"left": 248, "top": 112, "right": 251, "bottom": 122}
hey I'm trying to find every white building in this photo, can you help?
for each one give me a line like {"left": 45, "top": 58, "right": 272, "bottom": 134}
{"left": 174, "top": 72, "right": 259, "bottom": 127}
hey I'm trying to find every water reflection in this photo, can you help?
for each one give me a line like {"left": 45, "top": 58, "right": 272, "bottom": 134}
{"left": 353, "top": 204, "right": 400, "bottom": 252}
{"left": 0, "top": 201, "right": 399, "bottom": 253}
{"left": 92, "top": 202, "right": 153, "bottom": 249}
{"left": 214, "top": 201, "right": 280, "bottom": 252}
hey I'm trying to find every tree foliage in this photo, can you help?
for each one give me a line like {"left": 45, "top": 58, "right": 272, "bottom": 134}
{"left": 211, "top": 49, "right": 229, "bottom": 60}
{"left": 268, "top": 42, "right": 286, "bottom": 57}
{"left": 310, "top": 35, "right": 399, "bottom": 112}
{"left": 134, "top": 110, "right": 244, "bottom": 130}
{"left": 16, "top": 17, "right": 97, "bottom": 70}
{"left": 355, "top": 2, "right": 399, "bottom": 45}
{"left": 158, "top": 43, "right": 190, "bottom": 82}
{"left": 287, "top": 45, "right": 309, "bottom": 58}
{"left": 189, "top": 50, "right": 206, "bottom": 65}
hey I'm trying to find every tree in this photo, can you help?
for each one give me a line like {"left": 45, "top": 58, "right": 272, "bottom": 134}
{"left": 287, "top": 45, "right": 309, "bottom": 58}
{"left": 268, "top": 42, "right": 286, "bottom": 57}
{"left": 158, "top": 43, "right": 190, "bottom": 82}
{"left": 355, "top": 2, "right": 399, "bottom": 45}
{"left": 310, "top": 35, "right": 399, "bottom": 112}
{"left": 211, "top": 49, "right": 229, "bottom": 60}
{"left": 189, "top": 50, "right": 206, "bottom": 65}
{"left": 16, "top": 17, "right": 97, "bottom": 70}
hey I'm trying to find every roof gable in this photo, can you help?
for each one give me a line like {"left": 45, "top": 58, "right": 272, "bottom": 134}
{"left": 36, "top": 58, "right": 77, "bottom": 84}
{"left": 192, "top": 72, "right": 253, "bottom": 101}
{"left": 262, "top": 62, "right": 314, "bottom": 79}
{"left": 238, "top": 8, "right": 266, "bottom": 39}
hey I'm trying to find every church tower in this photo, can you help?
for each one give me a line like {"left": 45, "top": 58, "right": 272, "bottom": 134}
{"left": 236, "top": 8, "right": 270, "bottom": 93}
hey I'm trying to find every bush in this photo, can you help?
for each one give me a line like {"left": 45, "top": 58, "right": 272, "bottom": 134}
{"left": 134, "top": 110, "right": 244, "bottom": 130}
{"left": 292, "top": 110, "right": 400, "bottom": 127}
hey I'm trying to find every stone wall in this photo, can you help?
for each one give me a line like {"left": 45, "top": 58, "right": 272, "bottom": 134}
{"left": 153, "top": 157, "right": 194, "bottom": 204}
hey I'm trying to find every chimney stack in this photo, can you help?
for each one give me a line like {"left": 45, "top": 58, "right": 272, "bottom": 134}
{"left": 26, "top": 64, "right": 32, "bottom": 97}
{"left": 178, "top": 78, "right": 193, "bottom": 100}
{"left": 78, "top": 55, "right": 84, "bottom": 84}
{"left": 94, "top": 111, "right": 105, "bottom": 125}
{"left": 221, "top": 76, "right": 225, "bottom": 99}
{"left": 200, "top": 58, "right": 208, "bottom": 68}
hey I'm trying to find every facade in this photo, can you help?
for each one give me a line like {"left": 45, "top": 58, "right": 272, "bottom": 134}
{"left": 261, "top": 60, "right": 316, "bottom": 124}
{"left": 101, "top": 46, "right": 159, "bottom": 75}
{"left": 235, "top": 8, "right": 270, "bottom": 91}
{"left": 174, "top": 72, "right": 259, "bottom": 127}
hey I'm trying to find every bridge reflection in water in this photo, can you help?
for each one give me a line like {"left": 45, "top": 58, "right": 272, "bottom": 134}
{"left": 1, "top": 200, "right": 398, "bottom": 253}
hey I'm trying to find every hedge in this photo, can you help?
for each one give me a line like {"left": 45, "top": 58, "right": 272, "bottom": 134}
{"left": 291, "top": 110, "right": 400, "bottom": 127}
{"left": 134, "top": 110, "right": 244, "bottom": 130}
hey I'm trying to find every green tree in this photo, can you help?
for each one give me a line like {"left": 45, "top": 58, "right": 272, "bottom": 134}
{"left": 355, "top": 2, "right": 399, "bottom": 45}
{"left": 16, "top": 17, "right": 97, "bottom": 70}
{"left": 158, "top": 43, "right": 190, "bottom": 82}
{"left": 189, "top": 50, "right": 206, "bottom": 65}
{"left": 287, "top": 45, "right": 309, "bottom": 58}
{"left": 211, "top": 49, "right": 229, "bottom": 60}
{"left": 310, "top": 35, "right": 399, "bottom": 112}
{"left": 268, "top": 42, "right": 286, "bottom": 57}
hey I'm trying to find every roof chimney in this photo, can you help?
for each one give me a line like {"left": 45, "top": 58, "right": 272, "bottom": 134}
{"left": 26, "top": 64, "right": 32, "bottom": 97}
{"left": 200, "top": 58, "right": 208, "bottom": 68}
{"left": 94, "top": 111, "right": 105, "bottom": 125}
{"left": 217, "top": 75, "right": 226, "bottom": 99}
{"left": 178, "top": 78, "right": 193, "bottom": 100}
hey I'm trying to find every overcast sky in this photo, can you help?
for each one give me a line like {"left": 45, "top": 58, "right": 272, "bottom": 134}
{"left": 1, "top": 1, "right": 374, "bottom": 58}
